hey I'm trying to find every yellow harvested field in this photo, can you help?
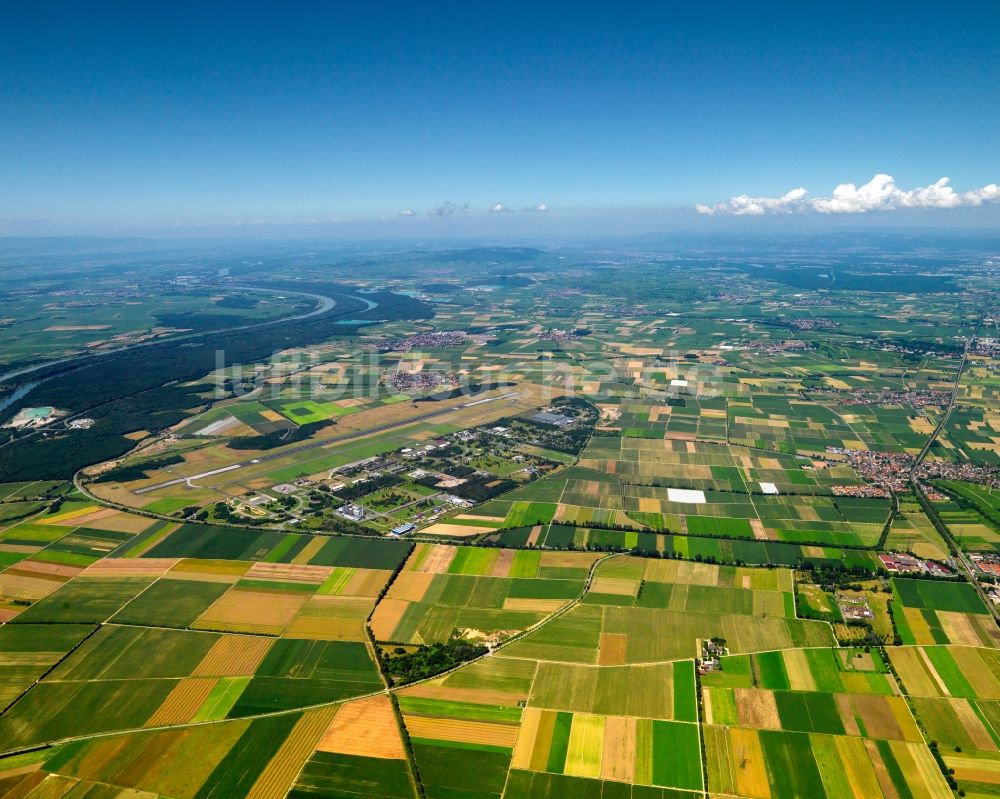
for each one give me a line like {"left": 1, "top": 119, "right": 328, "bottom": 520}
{"left": 902, "top": 607, "right": 935, "bottom": 644}
{"left": 195, "top": 590, "right": 307, "bottom": 635}
{"left": 937, "top": 611, "right": 984, "bottom": 646}
{"left": 598, "top": 633, "right": 627, "bottom": 666}
{"left": 0, "top": 572, "right": 66, "bottom": 602}
{"left": 918, "top": 647, "right": 952, "bottom": 695}
{"left": 540, "top": 551, "right": 601, "bottom": 569}
{"left": 77, "top": 510, "right": 156, "bottom": 534}
{"left": 637, "top": 497, "right": 661, "bottom": 513}
{"left": 591, "top": 577, "right": 639, "bottom": 596}
{"left": 145, "top": 678, "right": 218, "bottom": 726}
{"left": 526, "top": 525, "right": 542, "bottom": 546}
{"left": 246, "top": 706, "right": 340, "bottom": 799}
{"left": 734, "top": 689, "right": 781, "bottom": 730}
{"left": 782, "top": 649, "right": 817, "bottom": 692}
{"left": 503, "top": 597, "right": 565, "bottom": 613}
{"left": 412, "top": 543, "right": 455, "bottom": 574}
{"left": 400, "top": 682, "right": 529, "bottom": 708}
{"left": 36, "top": 504, "right": 102, "bottom": 525}
{"left": 601, "top": 715, "right": 636, "bottom": 782}
{"left": 491, "top": 549, "right": 515, "bottom": 577}
{"left": 730, "top": 727, "right": 770, "bottom": 799}
{"left": 512, "top": 707, "right": 542, "bottom": 770}
{"left": 835, "top": 693, "right": 861, "bottom": 736}
{"left": 7, "top": 560, "right": 80, "bottom": 579}
{"left": 291, "top": 536, "right": 327, "bottom": 565}
{"left": 370, "top": 598, "right": 410, "bottom": 641}
{"left": 952, "top": 699, "right": 997, "bottom": 750}
{"left": 284, "top": 595, "right": 371, "bottom": 641}
{"left": 527, "top": 710, "right": 557, "bottom": 772}
{"left": 404, "top": 715, "right": 519, "bottom": 748}
{"left": 317, "top": 566, "right": 357, "bottom": 596}
{"left": 317, "top": 696, "right": 405, "bottom": 759}
{"left": 342, "top": 568, "right": 392, "bottom": 597}
{"left": 847, "top": 695, "right": 912, "bottom": 741}
{"left": 171, "top": 559, "right": 250, "bottom": 579}
{"left": 890, "top": 647, "right": 942, "bottom": 697}
{"left": 82, "top": 558, "right": 178, "bottom": 577}
{"left": 47, "top": 508, "right": 123, "bottom": 529}
{"left": 888, "top": 740, "right": 952, "bottom": 799}
{"left": 946, "top": 752, "right": 1000, "bottom": 784}
{"left": 193, "top": 635, "right": 273, "bottom": 677}
{"left": 389, "top": 571, "right": 435, "bottom": 602}
{"left": 640, "top": 561, "right": 679, "bottom": 584}
{"left": 836, "top": 735, "right": 884, "bottom": 799}
{"left": 420, "top": 522, "right": 486, "bottom": 537}
{"left": 950, "top": 647, "right": 1000, "bottom": 698}
{"left": 245, "top": 561, "right": 332, "bottom": 584}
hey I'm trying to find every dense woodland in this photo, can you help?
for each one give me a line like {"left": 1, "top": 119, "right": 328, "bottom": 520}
{"left": 0, "top": 287, "right": 433, "bottom": 481}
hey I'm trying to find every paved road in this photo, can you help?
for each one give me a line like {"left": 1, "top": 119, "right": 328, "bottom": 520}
{"left": 910, "top": 309, "right": 987, "bottom": 472}
{"left": 907, "top": 306, "right": 998, "bottom": 619}
{"left": 134, "top": 392, "right": 521, "bottom": 494}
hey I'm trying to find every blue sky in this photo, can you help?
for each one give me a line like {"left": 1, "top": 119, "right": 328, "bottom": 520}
{"left": 2, "top": 2, "right": 999, "bottom": 236}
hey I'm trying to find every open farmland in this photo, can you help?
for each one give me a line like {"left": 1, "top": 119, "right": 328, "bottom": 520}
{"left": 891, "top": 577, "right": 1000, "bottom": 647}
{"left": 703, "top": 646, "right": 950, "bottom": 798}
{"left": 890, "top": 645, "right": 1000, "bottom": 797}
{"left": 1, "top": 242, "right": 998, "bottom": 798}
{"left": 371, "top": 544, "right": 596, "bottom": 645}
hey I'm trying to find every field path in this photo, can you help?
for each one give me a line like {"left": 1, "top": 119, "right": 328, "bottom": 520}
{"left": 0, "top": 551, "right": 615, "bottom": 761}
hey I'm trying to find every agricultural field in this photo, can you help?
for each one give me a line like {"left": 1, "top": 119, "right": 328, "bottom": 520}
{"left": 932, "top": 480, "right": 1000, "bottom": 553}
{"left": 702, "top": 646, "right": 951, "bottom": 798}
{"left": 501, "top": 558, "right": 834, "bottom": 665}
{"left": 2, "top": 243, "right": 998, "bottom": 797}
{"left": 891, "top": 578, "right": 1000, "bottom": 647}
{"left": 371, "top": 544, "right": 597, "bottom": 645}
{"left": 936, "top": 405, "right": 1000, "bottom": 465}
{"left": 890, "top": 645, "right": 1000, "bottom": 797}
{"left": 477, "top": 438, "right": 892, "bottom": 547}
{"left": 883, "top": 497, "right": 951, "bottom": 560}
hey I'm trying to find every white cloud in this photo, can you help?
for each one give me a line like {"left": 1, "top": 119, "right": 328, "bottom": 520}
{"left": 427, "top": 201, "right": 469, "bottom": 217}
{"left": 697, "top": 187, "right": 807, "bottom": 216}
{"left": 521, "top": 202, "right": 549, "bottom": 212}
{"left": 398, "top": 209, "right": 417, "bottom": 217}
{"left": 698, "top": 174, "right": 1000, "bottom": 215}
{"left": 489, "top": 202, "right": 510, "bottom": 213}
{"left": 964, "top": 184, "right": 1000, "bottom": 205}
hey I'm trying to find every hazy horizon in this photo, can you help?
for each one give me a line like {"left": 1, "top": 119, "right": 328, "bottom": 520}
{"left": 3, "top": 2, "right": 998, "bottom": 237}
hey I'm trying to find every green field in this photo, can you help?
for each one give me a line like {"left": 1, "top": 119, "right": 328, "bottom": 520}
{"left": 1, "top": 241, "right": 995, "bottom": 799}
